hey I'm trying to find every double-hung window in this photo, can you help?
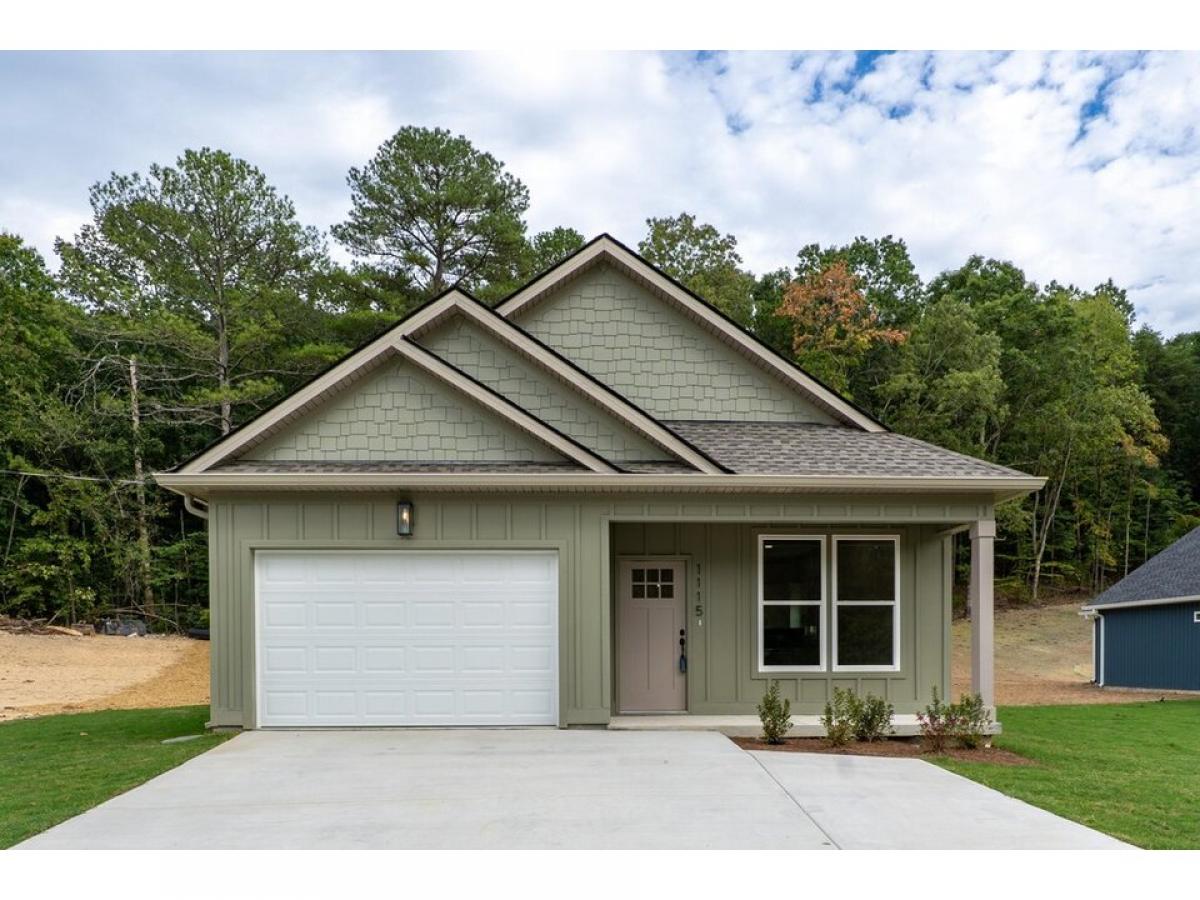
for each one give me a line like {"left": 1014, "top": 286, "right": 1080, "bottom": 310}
{"left": 832, "top": 535, "right": 900, "bottom": 671}
{"left": 759, "top": 536, "right": 825, "bottom": 671}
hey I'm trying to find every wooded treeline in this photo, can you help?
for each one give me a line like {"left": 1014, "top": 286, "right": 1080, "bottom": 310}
{"left": 2, "top": 127, "right": 1197, "bottom": 627}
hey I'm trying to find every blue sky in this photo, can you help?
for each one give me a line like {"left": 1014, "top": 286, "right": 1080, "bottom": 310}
{"left": 2, "top": 50, "right": 1198, "bottom": 334}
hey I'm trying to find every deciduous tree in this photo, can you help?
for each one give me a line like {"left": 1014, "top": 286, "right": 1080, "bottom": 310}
{"left": 775, "top": 260, "right": 907, "bottom": 395}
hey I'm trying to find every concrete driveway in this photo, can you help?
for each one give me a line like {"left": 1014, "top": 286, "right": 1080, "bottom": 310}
{"left": 21, "top": 730, "right": 1126, "bottom": 849}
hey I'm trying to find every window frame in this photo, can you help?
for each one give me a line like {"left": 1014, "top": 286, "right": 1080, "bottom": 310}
{"left": 831, "top": 534, "right": 901, "bottom": 673}
{"left": 757, "top": 534, "right": 827, "bottom": 673}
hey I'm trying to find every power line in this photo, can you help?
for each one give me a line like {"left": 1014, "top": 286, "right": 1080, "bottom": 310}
{"left": 0, "top": 468, "right": 149, "bottom": 486}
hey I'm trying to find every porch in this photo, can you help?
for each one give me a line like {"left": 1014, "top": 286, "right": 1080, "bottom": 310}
{"left": 607, "top": 516, "right": 997, "bottom": 723}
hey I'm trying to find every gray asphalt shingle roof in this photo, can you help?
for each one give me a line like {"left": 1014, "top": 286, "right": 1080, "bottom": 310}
{"left": 219, "top": 423, "right": 1036, "bottom": 480}
{"left": 1086, "top": 526, "right": 1200, "bottom": 608}
{"left": 662, "top": 421, "right": 1030, "bottom": 478}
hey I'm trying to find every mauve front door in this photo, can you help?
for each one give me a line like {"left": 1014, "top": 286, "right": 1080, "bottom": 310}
{"left": 618, "top": 560, "right": 687, "bottom": 712}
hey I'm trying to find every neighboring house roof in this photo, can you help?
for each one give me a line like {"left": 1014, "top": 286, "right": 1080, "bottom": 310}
{"left": 664, "top": 422, "right": 1030, "bottom": 478}
{"left": 1083, "top": 526, "right": 1200, "bottom": 611}
{"left": 154, "top": 232, "right": 1046, "bottom": 503}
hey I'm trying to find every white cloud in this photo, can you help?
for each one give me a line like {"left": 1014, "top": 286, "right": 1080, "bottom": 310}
{"left": 1, "top": 51, "right": 1198, "bottom": 333}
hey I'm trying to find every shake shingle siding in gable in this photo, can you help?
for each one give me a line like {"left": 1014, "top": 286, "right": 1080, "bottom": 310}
{"left": 418, "top": 316, "right": 671, "bottom": 462}
{"left": 244, "top": 358, "right": 567, "bottom": 464}
{"left": 512, "top": 264, "right": 840, "bottom": 423}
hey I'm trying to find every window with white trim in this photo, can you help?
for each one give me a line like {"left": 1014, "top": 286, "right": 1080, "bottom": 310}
{"left": 833, "top": 536, "right": 900, "bottom": 671}
{"left": 759, "top": 536, "right": 825, "bottom": 671}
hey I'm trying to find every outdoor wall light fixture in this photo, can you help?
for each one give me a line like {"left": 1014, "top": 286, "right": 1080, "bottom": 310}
{"left": 396, "top": 501, "right": 414, "bottom": 537}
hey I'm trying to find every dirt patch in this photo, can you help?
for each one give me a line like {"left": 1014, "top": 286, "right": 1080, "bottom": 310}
{"left": 0, "top": 631, "right": 209, "bottom": 721}
{"left": 732, "top": 736, "right": 1034, "bottom": 766}
{"left": 951, "top": 599, "right": 1197, "bottom": 705}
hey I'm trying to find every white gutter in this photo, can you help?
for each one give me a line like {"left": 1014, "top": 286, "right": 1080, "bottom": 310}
{"left": 182, "top": 494, "right": 210, "bottom": 519}
{"left": 156, "top": 471, "right": 1045, "bottom": 501}
{"left": 1081, "top": 593, "right": 1200, "bottom": 613}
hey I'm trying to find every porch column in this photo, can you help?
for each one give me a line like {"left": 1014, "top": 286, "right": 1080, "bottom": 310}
{"left": 968, "top": 519, "right": 996, "bottom": 712}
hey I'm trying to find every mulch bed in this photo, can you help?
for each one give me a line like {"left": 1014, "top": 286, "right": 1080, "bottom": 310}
{"left": 731, "top": 736, "right": 1035, "bottom": 766}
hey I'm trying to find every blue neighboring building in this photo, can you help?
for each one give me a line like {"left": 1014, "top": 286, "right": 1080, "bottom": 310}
{"left": 1082, "top": 526, "right": 1200, "bottom": 692}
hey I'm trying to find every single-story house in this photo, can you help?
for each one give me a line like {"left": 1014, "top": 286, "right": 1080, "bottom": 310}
{"left": 156, "top": 234, "right": 1043, "bottom": 730}
{"left": 1082, "top": 525, "right": 1200, "bottom": 692}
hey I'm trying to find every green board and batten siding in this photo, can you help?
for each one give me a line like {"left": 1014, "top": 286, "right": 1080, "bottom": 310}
{"left": 208, "top": 491, "right": 989, "bottom": 729}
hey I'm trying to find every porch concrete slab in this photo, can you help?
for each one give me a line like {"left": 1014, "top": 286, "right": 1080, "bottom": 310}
{"left": 20, "top": 730, "right": 835, "bottom": 850}
{"left": 752, "top": 751, "right": 1130, "bottom": 850}
{"left": 608, "top": 713, "right": 954, "bottom": 737}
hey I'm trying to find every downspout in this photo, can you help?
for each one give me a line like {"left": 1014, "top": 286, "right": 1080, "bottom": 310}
{"left": 183, "top": 494, "right": 210, "bottom": 520}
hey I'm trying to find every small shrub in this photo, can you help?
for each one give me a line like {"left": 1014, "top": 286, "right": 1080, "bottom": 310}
{"left": 916, "top": 686, "right": 958, "bottom": 753}
{"left": 953, "top": 692, "right": 992, "bottom": 749}
{"left": 757, "top": 680, "right": 792, "bottom": 744}
{"left": 821, "top": 687, "right": 856, "bottom": 747}
{"left": 852, "top": 693, "right": 895, "bottom": 742}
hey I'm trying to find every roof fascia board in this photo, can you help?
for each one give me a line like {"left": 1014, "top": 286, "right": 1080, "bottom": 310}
{"left": 495, "top": 237, "right": 885, "bottom": 433}
{"left": 1082, "top": 593, "right": 1200, "bottom": 612}
{"left": 157, "top": 471, "right": 1046, "bottom": 495}
{"left": 393, "top": 339, "right": 620, "bottom": 475}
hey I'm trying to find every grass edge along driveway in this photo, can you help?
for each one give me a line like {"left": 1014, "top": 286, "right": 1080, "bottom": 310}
{"left": 0, "top": 705, "right": 228, "bottom": 848}
{"left": 935, "top": 701, "right": 1200, "bottom": 849}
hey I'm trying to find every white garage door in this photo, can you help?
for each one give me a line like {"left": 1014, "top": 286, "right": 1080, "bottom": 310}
{"left": 255, "top": 550, "right": 558, "bottom": 727}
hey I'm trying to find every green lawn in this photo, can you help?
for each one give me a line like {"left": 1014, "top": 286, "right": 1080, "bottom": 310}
{"left": 0, "top": 705, "right": 228, "bottom": 848}
{"left": 935, "top": 701, "right": 1200, "bottom": 849}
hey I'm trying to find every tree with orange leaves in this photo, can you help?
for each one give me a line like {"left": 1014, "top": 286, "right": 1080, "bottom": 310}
{"left": 775, "top": 260, "right": 908, "bottom": 396}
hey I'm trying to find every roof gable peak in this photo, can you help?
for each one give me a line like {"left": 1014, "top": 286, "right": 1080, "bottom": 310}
{"left": 495, "top": 235, "right": 885, "bottom": 433}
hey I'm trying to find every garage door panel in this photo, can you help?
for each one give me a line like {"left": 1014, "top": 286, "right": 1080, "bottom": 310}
{"left": 263, "top": 647, "right": 308, "bottom": 674}
{"left": 363, "top": 647, "right": 406, "bottom": 673}
{"left": 256, "top": 550, "right": 558, "bottom": 727}
{"left": 510, "top": 601, "right": 554, "bottom": 627}
{"left": 362, "top": 602, "right": 407, "bottom": 627}
{"left": 461, "top": 600, "right": 505, "bottom": 627}
{"left": 313, "top": 602, "right": 356, "bottom": 627}
{"left": 313, "top": 647, "right": 357, "bottom": 673}
{"left": 411, "top": 601, "right": 456, "bottom": 627}
{"left": 263, "top": 601, "right": 307, "bottom": 628}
